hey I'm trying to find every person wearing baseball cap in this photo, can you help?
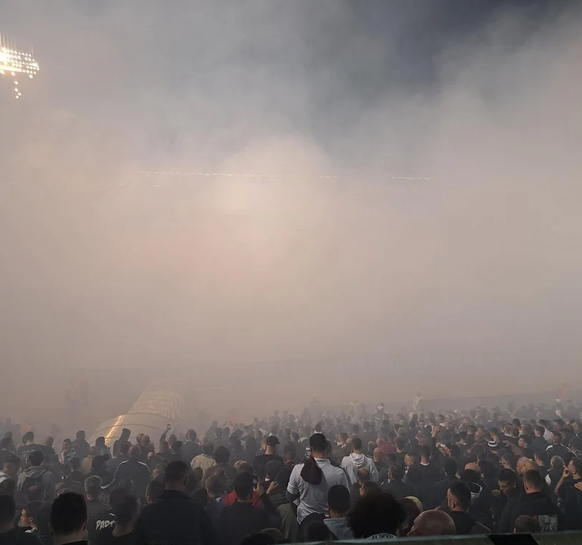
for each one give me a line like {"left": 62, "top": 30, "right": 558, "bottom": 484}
{"left": 253, "top": 436, "right": 282, "bottom": 481}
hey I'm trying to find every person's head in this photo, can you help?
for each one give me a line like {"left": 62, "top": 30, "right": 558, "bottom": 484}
{"left": 164, "top": 461, "right": 189, "bottom": 492}
{"left": 84, "top": 475, "right": 102, "bottom": 500}
{"left": 337, "top": 432, "right": 348, "bottom": 446}
{"left": 389, "top": 462, "right": 405, "bottom": 482}
{"left": 75, "top": 431, "right": 86, "bottom": 441}
{"left": 146, "top": 479, "right": 164, "bottom": 504}
{"left": 282, "top": 442, "right": 296, "bottom": 463}
{"left": 534, "top": 425, "right": 545, "bottom": 438}
{"left": 498, "top": 468, "right": 519, "bottom": 495}
{"left": 550, "top": 455, "right": 564, "bottom": 471}
{"left": 408, "top": 510, "right": 456, "bottom": 537}
{"left": 351, "top": 437, "right": 363, "bottom": 453}
{"left": 327, "top": 485, "right": 350, "bottom": 518}
{"left": 399, "top": 498, "right": 422, "bottom": 537}
{"left": 202, "top": 442, "right": 214, "bottom": 456}
{"left": 22, "top": 432, "right": 34, "bottom": 445}
{"left": 0, "top": 494, "right": 16, "bottom": 532}
{"left": 501, "top": 453, "right": 516, "bottom": 470}
{"left": 20, "top": 501, "right": 42, "bottom": 530}
{"left": 121, "top": 428, "right": 131, "bottom": 439}
{"left": 50, "top": 493, "right": 87, "bottom": 544}
{"left": 265, "top": 436, "right": 279, "bottom": 454}
{"left": 513, "top": 515, "right": 540, "bottom": 534}
{"left": 128, "top": 445, "right": 141, "bottom": 459}
{"left": 309, "top": 433, "right": 327, "bottom": 457}
{"left": 214, "top": 446, "right": 230, "bottom": 465}
{"left": 233, "top": 472, "right": 254, "bottom": 502}
{"left": 28, "top": 450, "right": 43, "bottom": 468}
{"left": 95, "top": 437, "right": 105, "bottom": 449}
{"left": 443, "top": 458, "right": 458, "bottom": 479}
{"left": 171, "top": 441, "right": 182, "bottom": 455}
{"left": 518, "top": 435, "right": 531, "bottom": 450}
{"left": 44, "top": 437, "right": 54, "bottom": 448}
{"left": 0, "top": 437, "right": 12, "bottom": 451}
{"left": 2, "top": 454, "right": 21, "bottom": 478}
{"left": 185, "top": 429, "right": 197, "bottom": 443}
{"left": 447, "top": 481, "right": 471, "bottom": 513}
{"left": 552, "top": 431, "right": 562, "bottom": 445}
{"left": 347, "top": 492, "right": 406, "bottom": 538}
{"left": 395, "top": 438, "right": 407, "bottom": 452}
{"left": 111, "top": 494, "right": 138, "bottom": 527}
{"left": 523, "top": 469, "right": 543, "bottom": 494}
{"left": 568, "top": 457, "right": 582, "bottom": 478}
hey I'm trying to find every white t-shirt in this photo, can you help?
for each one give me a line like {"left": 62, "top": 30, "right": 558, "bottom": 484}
{"left": 287, "top": 458, "right": 349, "bottom": 523}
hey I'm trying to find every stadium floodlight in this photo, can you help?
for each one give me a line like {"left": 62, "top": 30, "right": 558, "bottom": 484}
{"left": 0, "top": 34, "right": 39, "bottom": 98}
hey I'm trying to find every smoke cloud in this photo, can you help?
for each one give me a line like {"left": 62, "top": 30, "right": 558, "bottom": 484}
{"left": 1, "top": 0, "right": 581, "bottom": 425}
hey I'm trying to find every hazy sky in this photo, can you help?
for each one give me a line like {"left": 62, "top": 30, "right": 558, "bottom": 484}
{"left": 1, "top": 0, "right": 581, "bottom": 420}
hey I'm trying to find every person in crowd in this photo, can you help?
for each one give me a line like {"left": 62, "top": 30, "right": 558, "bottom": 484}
{"left": 447, "top": 481, "right": 490, "bottom": 534}
{"left": 59, "top": 440, "right": 77, "bottom": 466}
{"left": 85, "top": 476, "right": 110, "bottom": 545}
{"left": 20, "top": 501, "right": 43, "bottom": 535}
{"left": 515, "top": 469, "right": 564, "bottom": 532}
{"left": 112, "top": 430, "right": 131, "bottom": 459}
{"left": 381, "top": 462, "right": 415, "bottom": 500}
{"left": 191, "top": 443, "right": 216, "bottom": 477}
{"left": 341, "top": 437, "right": 378, "bottom": 486}
{"left": 0, "top": 494, "right": 43, "bottom": 545}
{"left": 253, "top": 437, "right": 283, "bottom": 482}
{"left": 113, "top": 446, "right": 150, "bottom": 501}
{"left": 55, "top": 464, "right": 84, "bottom": 496}
{"left": 69, "top": 459, "right": 85, "bottom": 485}
{"left": 266, "top": 468, "right": 297, "bottom": 543}
{"left": 133, "top": 461, "right": 218, "bottom": 545}
{"left": 94, "top": 439, "right": 110, "bottom": 460}
{"left": 181, "top": 430, "right": 201, "bottom": 465}
{"left": 96, "top": 494, "right": 138, "bottom": 545}
{"left": 71, "top": 432, "right": 90, "bottom": 462}
{"left": 286, "top": 433, "right": 349, "bottom": 539}
{"left": 17, "top": 451, "right": 54, "bottom": 505}
{"left": 0, "top": 437, "right": 15, "bottom": 469}
{"left": 219, "top": 472, "right": 272, "bottom": 545}
{"left": 426, "top": 458, "right": 458, "bottom": 510}
{"left": 347, "top": 491, "right": 405, "bottom": 539}
{"left": 214, "top": 446, "right": 237, "bottom": 482}
{"left": 0, "top": 455, "right": 21, "bottom": 486}
{"left": 323, "top": 485, "right": 353, "bottom": 540}
{"left": 17, "top": 434, "right": 49, "bottom": 469}
{"left": 50, "top": 492, "right": 87, "bottom": 545}
{"left": 546, "top": 432, "right": 569, "bottom": 462}
{"left": 108, "top": 443, "right": 130, "bottom": 475}
{"left": 557, "top": 457, "right": 582, "bottom": 530}
{"left": 408, "top": 509, "right": 457, "bottom": 537}
{"left": 496, "top": 468, "right": 525, "bottom": 533}
{"left": 513, "top": 515, "right": 541, "bottom": 533}
{"left": 399, "top": 497, "right": 422, "bottom": 537}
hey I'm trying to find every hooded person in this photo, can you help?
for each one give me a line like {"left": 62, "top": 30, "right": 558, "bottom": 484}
{"left": 16, "top": 451, "right": 54, "bottom": 507}
{"left": 286, "top": 433, "right": 349, "bottom": 540}
{"left": 340, "top": 437, "right": 378, "bottom": 486}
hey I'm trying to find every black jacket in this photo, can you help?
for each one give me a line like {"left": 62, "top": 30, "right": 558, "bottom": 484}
{"left": 450, "top": 511, "right": 490, "bottom": 535}
{"left": 114, "top": 458, "right": 150, "bottom": 500}
{"left": 426, "top": 476, "right": 457, "bottom": 510}
{"left": 133, "top": 490, "right": 219, "bottom": 545}
{"left": 515, "top": 492, "right": 564, "bottom": 532}
{"left": 496, "top": 486, "right": 525, "bottom": 534}
{"left": 381, "top": 480, "right": 416, "bottom": 500}
{"left": 219, "top": 501, "right": 270, "bottom": 545}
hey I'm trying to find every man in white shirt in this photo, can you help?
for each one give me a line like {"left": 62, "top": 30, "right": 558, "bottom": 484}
{"left": 341, "top": 437, "right": 379, "bottom": 486}
{"left": 287, "top": 433, "right": 349, "bottom": 540}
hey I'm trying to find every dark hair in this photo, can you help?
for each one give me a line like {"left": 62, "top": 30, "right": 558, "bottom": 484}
{"left": 0, "top": 437, "right": 12, "bottom": 450}
{"left": 461, "top": 469, "right": 480, "bottom": 484}
{"left": 400, "top": 497, "right": 422, "bottom": 536}
{"left": 534, "top": 426, "right": 545, "bottom": 436}
{"left": 239, "top": 533, "right": 276, "bottom": 545}
{"left": 165, "top": 461, "right": 189, "bottom": 485}
{"left": 395, "top": 438, "right": 407, "bottom": 451}
{"left": 523, "top": 469, "right": 543, "bottom": 490}
{"left": 3, "top": 454, "right": 20, "bottom": 470}
{"left": 348, "top": 492, "right": 406, "bottom": 538}
{"left": 419, "top": 445, "right": 431, "bottom": 460}
{"left": 328, "top": 484, "right": 351, "bottom": 513}
{"left": 50, "top": 492, "right": 87, "bottom": 536}
{"left": 390, "top": 463, "right": 405, "bottom": 481}
{"left": 214, "top": 446, "right": 230, "bottom": 465}
{"left": 112, "top": 494, "right": 138, "bottom": 523}
{"left": 309, "top": 433, "right": 327, "bottom": 453}
{"left": 352, "top": 437, "right": 363, "bottom": 451}
{"left": 0, "top": 494, "right": 16, "bottom": 525}
{"left": 202, "top": 443, "right": 214, "bottom": 456}
{"left": 22, "top": 432, "right": 34, "bottom": 444}
{"left": 361, "top": 481, "right": 381, "bottom": 496}
{"left": 146, "top": 479, "right": 164, "bottom": 502}
{"left": 29, "top": 450, "right": 44, "bottom": 467}
{"left": 570, "top": 457, "right": 582, "bottom": 476}
{"left": 233, "top": 471, "right": 254, "bottom": 500}
{"left": 498, "top": 468, "right": 518, "bottom": 485}
{"left": 23, "top": 501, "right": 43, "bottom": 523}
{"left": 448, "top": 481, "right": 471, "bottom": 511}
{"left": 443, "top": 458, "right": 458, "bottom": 478}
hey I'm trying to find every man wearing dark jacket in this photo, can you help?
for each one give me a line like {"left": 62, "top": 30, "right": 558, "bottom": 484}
{"left": 496, "top": 468, "right": 525, "bottom": 534}
{"left": 133, "top": 461, "right": 218, "bottom": 545}
{"left": 447, "top": 481, "right": 490, "bottom": 535}
{"left": 114, "top": 445, "right": 151, "bottom": 501}
{"left": 381, "top": 463, "right": 415, "bottom": 500}
{"left": 515, "top": 469, "right": 564, "bottom": 532}
{"left": 426, "top": 458, "right": 458, "bottom": 510}
{"left": 219, "top": 472, "right": 271, "bottom": 545}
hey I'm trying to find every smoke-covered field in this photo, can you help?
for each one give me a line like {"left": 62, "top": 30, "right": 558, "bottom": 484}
{"left": 1, "top": 0, "right": 582, "bottom": 428}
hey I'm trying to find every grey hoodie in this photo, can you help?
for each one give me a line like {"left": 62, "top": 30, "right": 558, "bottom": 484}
{"left": 16, "top": 466, "right": 54, "bottom": 497}
{"left": 324, "top": 517, "right": 354, "bottom": 541}
{"left": 341, "top": 453, "right": 379, "bottom": 485}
